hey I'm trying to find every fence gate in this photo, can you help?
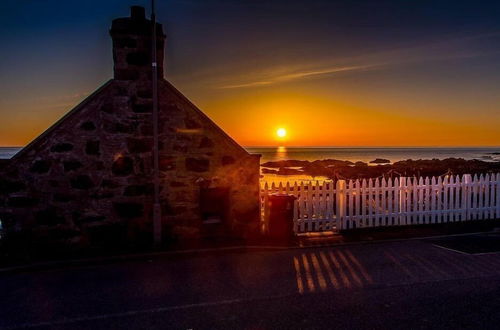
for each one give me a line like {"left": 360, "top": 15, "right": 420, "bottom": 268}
{"left": 260, "top": 174, "right": 500, "bottom": 234}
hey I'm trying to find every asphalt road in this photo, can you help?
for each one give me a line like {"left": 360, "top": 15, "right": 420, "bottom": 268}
{"left": 1, "top": 237, "right": 500, "bottom": 329}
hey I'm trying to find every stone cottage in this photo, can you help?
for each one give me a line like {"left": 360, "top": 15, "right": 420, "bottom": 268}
{"left": 0, "top": 6, "right": 261, "bottom": 248}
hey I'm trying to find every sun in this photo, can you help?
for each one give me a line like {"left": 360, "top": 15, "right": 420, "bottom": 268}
{"left": 276, "top": 128, "right": 287, "bottom": 138}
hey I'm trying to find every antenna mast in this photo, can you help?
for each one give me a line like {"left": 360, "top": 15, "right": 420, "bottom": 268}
{"left": 151, "top": 0, "right": 162, "bottom": 245}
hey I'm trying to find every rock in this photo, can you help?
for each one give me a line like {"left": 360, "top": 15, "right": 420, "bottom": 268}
{"left": 261, "top": 160, "right": 310, "bottom": 168}
{"left": 313, "top": 159, "right": 354, "bottom": 167}
{"left": 261, "top": 168, "right": 278, "bottom": 174}
{"left": 370, "top": 158, "right": 391, "bottom": 164}
{"left": 260, "top": 157, "right": 500, "bottom": 180}
{"left": 277, "top": 167, "right": 304, "bottom": 175}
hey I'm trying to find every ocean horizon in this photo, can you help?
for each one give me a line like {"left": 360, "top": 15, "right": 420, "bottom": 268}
{"left": 1, "top": 146, "right": 499, "bottom": 163}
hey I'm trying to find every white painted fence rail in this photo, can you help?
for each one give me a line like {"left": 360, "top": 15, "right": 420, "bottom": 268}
{"left": 260, "top": 174, "right": 500, "bottom": 233}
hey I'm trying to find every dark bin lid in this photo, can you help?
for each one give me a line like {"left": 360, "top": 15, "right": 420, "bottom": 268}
{"left": 269, "top": 193, "right": 297, "bottom": 200}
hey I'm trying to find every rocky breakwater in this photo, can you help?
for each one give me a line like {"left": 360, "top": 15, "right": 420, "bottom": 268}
{"left": 261, "top": 158, "right": 500, "bottom": 180}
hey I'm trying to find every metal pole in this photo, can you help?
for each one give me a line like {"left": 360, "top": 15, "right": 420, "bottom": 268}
{"left": 151, "top": 0, "right": 162, "bottom": 245}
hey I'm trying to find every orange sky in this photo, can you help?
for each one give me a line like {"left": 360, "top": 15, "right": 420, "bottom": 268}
{"left": 1, "top": 2, "right": 500, "bottom": 147}
{"left": 1, "top": 81, "right": 499, "bottom": 147}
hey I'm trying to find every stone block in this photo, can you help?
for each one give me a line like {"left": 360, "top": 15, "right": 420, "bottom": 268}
{"left": 112, "top": 156, "right": 134, "bottom": 176}
{"left": 186, "top": 158, "right": 209, "bottom": 172}
{"left": 113, "top": 202, "right": 144, "bottom": 218}
{"left": 113, "top": 37, "right": 137, "bottom": 48}
{"left": 132, "top": 103, "right": 153, "bottom": 113}
{"left": 127, "top": 138, "right": 153, "bottom": 153}
{"left": 159, "top": 156, "right": 176, "bottom": 171}
{"left": 75, "top": 215, "right": 106, "bottom": 225}
{"left": 71, "top": 175, "right": 94, "bottom": 189}
{"left": 137, "top": 89, "right": 152, "bottom": 98}
{"left": 30, "top": 160, "right": 51, "bottom": 174}
{"left": 104, "top": 122, "right": 135, "bottom": 134}
{"left": 35, "top": 208, "right": 66, "bottom": 226}
{"left": 126, "top": 51, "right": 149, "bottom": 65}
{"left": 53, "top": 193, "right": 74, "bottom": 203}
{"left": 222, "top": 155, "right": 236, "bottom": 166}
{"left": 114, "top": 69, "right": 139, "bottom": 81}
{"left": 80, "top": 121, "right": 96, "bottom": 131}
{"left": 0, "top": 179, "right": 26, "bottom": 194}
{"left": 85, "top": 140, "right": 100, "bottom": 155}
{"left": 7, "top": 196, "right": 38, "bottom": 207}
{"left": 199, "top": 137, "right": 214, "bottom": 148}
{"left": 124, "top": 184, "right": 152, "bottom": 196}
{"left": 50, "top": 143, "right": 74, "bottom": 153}
{"left": 184, "top": 118, "right": 202, "bottom": 129}
{"left": 99, "top": 101, "right": 114, "bottom": 113}
{"left": 63, "top": 160, "right": 83, "bottom": 172}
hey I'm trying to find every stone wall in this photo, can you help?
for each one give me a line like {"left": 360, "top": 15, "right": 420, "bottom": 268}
{"left": 0, "top": 7, "right": 261, "bottom": 250}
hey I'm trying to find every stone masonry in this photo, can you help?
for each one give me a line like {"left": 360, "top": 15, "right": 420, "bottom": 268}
{"left": 0, "top": 6, "right": 261, "bottom": 249}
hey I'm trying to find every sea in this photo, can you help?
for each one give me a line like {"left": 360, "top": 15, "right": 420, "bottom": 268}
{"left": 247, "top": 147, "right": 500, "bottom": 184}
{"left": 1, "top": 146, "right": 499, "bottom": 184}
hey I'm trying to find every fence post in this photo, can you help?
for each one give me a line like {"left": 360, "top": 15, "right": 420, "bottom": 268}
{"left": 336, "top": 180, "right": 347, "bottom": 230}
{"left": 398, "top": 177, "right": 405, "bottom": 226}
{"left": 463, "top": 174, "right": 472, "bottom": 221}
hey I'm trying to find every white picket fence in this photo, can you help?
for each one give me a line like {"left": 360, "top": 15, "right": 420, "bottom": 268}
{"left": 260, "top": 173, "right": 500, "bottom": 233}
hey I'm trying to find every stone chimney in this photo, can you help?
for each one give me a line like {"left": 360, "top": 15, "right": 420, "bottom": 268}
{"left": 110, "top": 6, "right": 166, "bottom": 81}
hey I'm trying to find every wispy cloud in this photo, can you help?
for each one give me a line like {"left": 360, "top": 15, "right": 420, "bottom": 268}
{"left": 218, "top": 64, "right": 377, "bottom": 89}
{"left": 214, "top": 31, "right": 500, "bottom": 90}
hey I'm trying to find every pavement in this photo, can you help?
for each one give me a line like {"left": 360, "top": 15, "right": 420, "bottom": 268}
{"left": 1, "top": 234, "right": 500, "bottom": 329}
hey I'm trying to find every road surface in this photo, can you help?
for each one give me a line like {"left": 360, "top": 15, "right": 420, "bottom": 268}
{"left": 1, "top": 236, "right": 500, "bottom": 329}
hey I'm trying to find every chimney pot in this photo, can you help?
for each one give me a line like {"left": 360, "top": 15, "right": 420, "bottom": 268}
{"left": 131, "top": 6, "right": 145, "bottom": 20}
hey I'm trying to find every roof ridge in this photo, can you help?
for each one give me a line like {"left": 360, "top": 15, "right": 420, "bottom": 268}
{"left": 11, "top": 80, "right": 114, "bottom": 161}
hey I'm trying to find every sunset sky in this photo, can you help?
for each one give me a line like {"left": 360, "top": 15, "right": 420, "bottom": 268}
{"left": 1, "top": 0, "right": 499, "bottom": 147}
